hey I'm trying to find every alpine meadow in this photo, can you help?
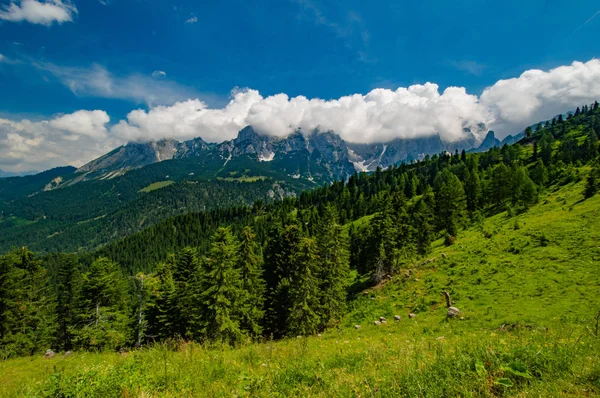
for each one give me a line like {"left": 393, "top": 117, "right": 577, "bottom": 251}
{"left": 1, "top": 1, "right": 600, "bottom": 396}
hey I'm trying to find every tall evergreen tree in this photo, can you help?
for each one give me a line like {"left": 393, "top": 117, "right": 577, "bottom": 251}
{"left": 0, "top": 249, "right": 56, "bottom": 356}
{"left": 146, "top": 260, "right": 176, "bottom": 342}
{"left": 172, "top": 247, "right": 201, "bottom": 340}
{"left": 489, "top": 163, "right": 511, "bottom": 206}
{"left": 264, "top": 222, "right": 302, "bottom": 338}
{"left": 584, "top": 161, "right": 600, "bottom": 199}
{"left": 54, "top": 254, "right": 80, "bottom": 350}
{"left": 434, "top": 169, "right": 467, "bottom": 236}
{"left": 287, "top": 238, "right": 321, "bottom": 336}
{"left": 238, "top": 226, "right": 265, "bottom": 338}
{"left": 200, "top": 227, "right": 243, "bottom": 344}
{"left": 464, "top": 167, "right": 482, "bottom": 212}
{"left": 73, "top": 257, "right": 129, "bottom": 351}
{"left": 316, "top": 206, "right": 350, "bottom": 328}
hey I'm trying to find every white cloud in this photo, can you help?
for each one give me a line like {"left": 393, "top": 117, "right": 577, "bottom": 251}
{"left": 2, "top": 59, "right": 600, "bottom": 172}
{"left": 151, "top": 70, "right": 167, "bottom": 78}
{"left": 480, "top": 59, "right": 600, "bottom": 136}
{"left": 0, "top": 110, "right": 118, "bottom": 172}
{"left": 185, "top": 16, "right": 197, "bottom": 24}
{"left": 0, "top": 54, "right": 4, "bottom": 62}
{"left": 111, "top": 85, "right": 490, "bottom": 144}
{"left": 36, "top": 63, "right": 197, "bottom": 107}
{"left": 0, "top": 0, "right": 77, "bottom": 26}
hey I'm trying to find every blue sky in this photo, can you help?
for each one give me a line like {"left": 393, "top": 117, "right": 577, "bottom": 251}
{"left": 0, "top": 0, "right": 599, "bottom": 172}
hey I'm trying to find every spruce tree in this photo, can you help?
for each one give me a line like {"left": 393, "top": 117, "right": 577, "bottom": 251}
{"left": 238, "top": 226, "right": 265, "bottom": 338}
{"left": 55, "top": 254, "right": 80, "bottom": 350}
{"left": 464, "top": 167, "right": 482, "bottom": 212}
{"left": 200, "top": 227, "right": 243, "bottom": 345}
{"left": 0, "top": 249, "right": 56, "bottom": 356}
{"left": 530, "top": 159, "right": 548, "bottom": 187}
{"left": 584, "top": 161, "right": 600, "bottom": 199}
{"left": 316, "top": 206, "right": 350, "bottom": 328}
{"left": 146, "top": 260, "right": 177, "bottom": 342}
{"left": 287, "top": 238, "right": 321, "bottom": 336}
{"left": 264, "top": 222, "right": 302, "bottom": 338}
{"left": 490, "top": 163, "right": 511, "bottom": 206}
{"left": 368, "top": 196, "right": 397, "bottom": 282}
{"left": 434, "top": 169, "right": 467, "bottom": 236}
{"left": 172, "top": 247, "right": 201, "bottom": 340}
{"left": 73, "top": 257, "right": 129, "bottom": 351}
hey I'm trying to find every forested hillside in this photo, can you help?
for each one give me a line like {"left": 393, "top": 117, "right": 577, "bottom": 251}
{"left": 0, "top": 155, "right": 308, "bottom": 252}
{"left": 0, "top": 102, "right": 598, "bottom": 358}
{"left": 0, "top": 102, "right": 598, "bottom": 396}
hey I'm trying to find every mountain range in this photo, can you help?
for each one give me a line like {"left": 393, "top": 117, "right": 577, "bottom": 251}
{"left": 69, "top": 124, "right": 520, "bottom": 187}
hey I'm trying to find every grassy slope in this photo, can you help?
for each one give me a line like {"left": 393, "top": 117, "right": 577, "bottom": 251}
{"left": 1, "top": 179, "right": 599, "bottom": 397}
{"left": 139, "top": 180, "right": 175, "bottom": 193}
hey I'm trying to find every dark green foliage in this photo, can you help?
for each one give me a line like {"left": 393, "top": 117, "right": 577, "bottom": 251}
{"left": 584, "top": 161, "right": 600, "bottom": 199}
{"left": 54, "top": 254, "right": 80, "bottom": 350}
{"left": 434, "top": 169, "right": 467, "bottom": 236}
{"left": 530, "top": 160, "right": 548, "bottom": 187}
{"left": 490, "top": 163, "right": 511, "bottom": 206}
{"left": 73, "top": 258, "right": 130, "bottom": 351}
{"left": 200, "top": 227, "right": 243, "bottom": 344}
{"left": 238, "top": 226, "right": 266, "bottom": 338}
{"left": 0, "top": 249, "right": 56, "bottom": 357}
{"left": 316, "top": 206, "right": 350, "bottom": 328}
{"left": 287, "top": 238, "right": 321, "bottom": 336}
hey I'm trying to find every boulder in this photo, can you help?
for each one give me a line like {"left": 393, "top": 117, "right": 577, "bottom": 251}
{"left": 394, "top": 315, "right": 401, "bottom": 321}
{"left": 447, "top": 307, "right": 461, "bottom": 318}
{"left": 381, "top": 320, "right": 387, "bottom": 324}
{"left": 354, "top": 325, "right": 361, "bottom": 330}
{"left": 374, "top": 321, "right": 381, "bottom": 326}
{"left": 44, "top": 349, "right": 55, "bottom": 359}
{"left": 408, "top": 313, "right": 416, "bottom": 318}
{"left": 379, "top": 316, "right": 386, "bottom": 322}
{"left": 62, "top": 351, "right": 72, "bottom": 358}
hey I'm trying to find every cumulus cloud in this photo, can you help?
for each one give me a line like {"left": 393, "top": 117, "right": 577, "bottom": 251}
{"left": 0, "top": 0, "right": 77, "bottom": 26}
{"left": 36, "top": 63, "right": 197, "bottom": 107}
{"left": 0, "top": 110, "right": 119, "bottom": 172}
{"left": 1, "top": 59, "right": 600, "bottom": 172}
{"left": 185, "top": 16, "right": 197, "bottom": 24}
{"left": 480, "top": 59, "right": 600, "bottom": 136}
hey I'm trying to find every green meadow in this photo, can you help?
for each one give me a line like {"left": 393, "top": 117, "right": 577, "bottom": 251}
{"left": 1, "top": 178, "right": 599, "bottom": 397}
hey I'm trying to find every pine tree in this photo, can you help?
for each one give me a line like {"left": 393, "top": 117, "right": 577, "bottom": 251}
{"left": 73, "top": 257, "right": 129, "bottom": 351}
{"left": 172, "top": 247, "right": 201, "bottom": 340}
{"left": 490, "top": 163, "right": 511, "bottom": 206}
{"left": 510, "top": 166, "right": 538, "bottom": 208}
{"left": 263, "top": 222, "right": 302, "bottom": 338}
{"left": 200, "top": 227, "right": 243, "bottom": 344}
{"left": 55, "top": 254, "right": 80, "bottom": 350}
{"left": 584, "top": 161, "right": 600, "bottom": 199}
{"left": 146, "top": 260, "right": 177, "bottom": 342}
{"left": 238, "top": 226, "right": 265, "bottom": 338}
{"left": 0, "top": 248, "right": 56, "bottom": 356}
{"left": 316, "top": 206, "right": 350, "bottom": 328}
{"left": 368, "top": 196, "right": 397, "bottom": 282}
{"left": 434, "top": 169, "right": 467, "bottom": 236}
{"left": 464, "top": 167, "right": 482, "bottom": 212}
{"left": 584, "top": 129, "right": 599, "bottom": 160}
{"left": 287, "top": 238, "right": 321, "bottom": 336}
{"left": 529, "top": 159, "right": 548, "bottom": 186}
